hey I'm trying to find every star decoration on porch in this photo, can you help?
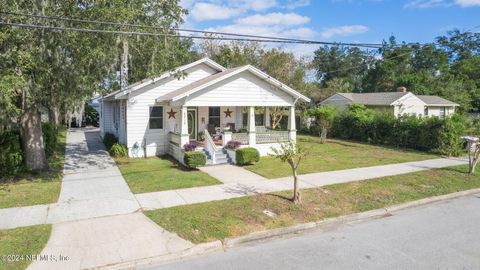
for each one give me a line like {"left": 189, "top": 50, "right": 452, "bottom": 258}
{"left": 224, "top": 108, "right": 233, "bottom": 118}
{"left": 167, "top": 108, "right": 177, "bottom": 119}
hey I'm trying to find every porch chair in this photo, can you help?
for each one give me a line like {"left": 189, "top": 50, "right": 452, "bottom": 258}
{"left": 207, "top": 124, "right": 221, "bottom": 141}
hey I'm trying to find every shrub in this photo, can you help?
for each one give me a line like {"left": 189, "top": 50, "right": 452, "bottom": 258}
{"left": 330, "top": 107, "right": 465, "bottom": 156}
{"left": 84, "top": 104, "right": 99, "bottom": 127}
{"left": 225, "top": 140, "right": 241, "bottom": 149}
{"left": 307, "top": 105, "right": 336, "bottom": 143}
{"left": 236, "top": 147, "right": 260, "bottom": 165}
{"left": 184, "top": 151, "right": 206, "bottom": 169}
{"left": 103, "top": 132, "right": 118, "bottom": 150}
{"left": 42, "top": 123, "right": 58, "bottom": 158}
{"left": 0, "top": 131, "right": 23, "bottom": 179}
{"left": 109, "top": 143, "right": 129, "bottom": 157}
{"left": 184, "top": 141, "right": 198, "bottom": 152}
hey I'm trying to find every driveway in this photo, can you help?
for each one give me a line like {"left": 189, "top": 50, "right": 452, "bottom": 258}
{"left": 147, "top": 194, "right": 480, "bottom": 270}
{"left": 28, "top": 128, "right": 194, "bottom": 270}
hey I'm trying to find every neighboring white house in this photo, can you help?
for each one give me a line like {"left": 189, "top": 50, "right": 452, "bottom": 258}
{"left": 320, "top": 87, "right": 458, "bottom": 118}
{"left": 99, "top": 58, "right": 310, "bottom": 165}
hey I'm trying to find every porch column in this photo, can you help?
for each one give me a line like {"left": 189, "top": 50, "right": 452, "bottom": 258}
{"left": 264, "top": 107, "right": 270, "bottom": 128}
{"left": 288, "top": 105, "right": 296, "bottom": 142}
{"left": 247, "top": 106, "right": 256, "bottom": 146}
{"left": 180, "top": 105, "right": 190, "bottom": 147}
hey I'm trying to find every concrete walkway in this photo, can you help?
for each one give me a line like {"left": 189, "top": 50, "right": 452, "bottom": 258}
{"left": 2, "top": 128, "right": 194, "bottom": 270}
{"left": 0, "top": 128, "right": 141, "bottom": 229}
{"left": 136, "top": 157, "right": 468, "bottom": 210}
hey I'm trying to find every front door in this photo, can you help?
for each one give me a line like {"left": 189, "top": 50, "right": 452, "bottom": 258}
{"left": 187, "top": 108, "right": 197, "bottom": 140}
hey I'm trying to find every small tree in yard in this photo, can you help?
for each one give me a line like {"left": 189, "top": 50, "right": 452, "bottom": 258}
{"left": 307, "top": 106, "right": 336, "bottom": 143}
{"left": 271, "top": 142, "right": 306, "bottom": 204}
{"left": 465, "top": 138, "right": 480, "bottom": 174}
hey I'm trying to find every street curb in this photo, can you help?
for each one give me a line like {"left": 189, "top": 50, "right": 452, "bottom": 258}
{"left": 101, "top": 188, "right": 480, "bottom": 269}
{"left": 223, "top": 188, "right": 480, "bottom": 248}
{"left": 97, "top": 241, "right": 224, "bottom": 270}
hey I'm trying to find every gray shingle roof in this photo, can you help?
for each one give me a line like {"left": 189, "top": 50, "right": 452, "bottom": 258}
{"left": 338, "top": 92, "right": 409, "bottom": 106}
{"left": 417, "top": 95, "right": 459, "bottom": 106}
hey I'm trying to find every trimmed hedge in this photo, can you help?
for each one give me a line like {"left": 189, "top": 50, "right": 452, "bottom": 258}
{"left": 184, "top": 151, "right": 206, "bottom": 169}
{"left": 236, "top": 147, "right": 260, "bottom": 165}
{"left": 103, "top": 132, "right": 118, "bottom": 151}
{"left": 109, "top": 143, "right": 129, "bottom": 158}
{"left": 330, "top": 104, "right": 465, "bottom": 156}
{"left": 42, "top": 123, "right": 58, "bottom": 158}
{"left": 0, "top": 131, "right": 23, "bottom": 178}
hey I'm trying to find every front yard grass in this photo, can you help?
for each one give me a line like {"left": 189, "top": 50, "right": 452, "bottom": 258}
{"left": 0, "top": 129, "right": 66, "bottom": 209}
{"left": 0, "top": 225, "right": 51, "bottom": 270}
{"left": 116, "top": 156, "right": 222, "bottom": 194}
{"left": 145, "top": 165, "right": 479, "bottom": 243}
{"left": 245, "top": 135, "right": 439, "bottom": 179}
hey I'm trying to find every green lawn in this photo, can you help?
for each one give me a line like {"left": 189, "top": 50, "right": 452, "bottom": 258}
{"left": 0, "top": 225, "right": 51, "bottom": 270}
{"left": 116, "top": 156, "right": 222, "bottom": 194}
{"left": 0, "top": 129, "right": 66, "bottom": 209}
{"left": 145, "top": 165, "right": 478, "bottom": 243}
{"left": 245, "top": 135, "right": 439, "bottom": 179}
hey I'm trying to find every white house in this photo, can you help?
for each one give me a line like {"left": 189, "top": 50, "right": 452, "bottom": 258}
{"left": 320, "top": 87, "right": 458, "bottom": 117}
{"left": 99, "top": 58, "right": 310, "bottom": 165}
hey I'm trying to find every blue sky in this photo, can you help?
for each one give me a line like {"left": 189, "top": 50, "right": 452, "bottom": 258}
{"left": 180, "top": 0, "right": 480, "bottom": 56}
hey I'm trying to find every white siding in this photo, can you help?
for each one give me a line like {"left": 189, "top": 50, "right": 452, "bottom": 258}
{"left": 426, "top": 106, "right": 456, "bottom": 117}
{"left": 392, "top": 94, "right": 426, "bottom": 117}
{"left": 126, "top": 64, "right": 218, "bottom": 157}
{"left": 101, "top": 101, "right": 115, "bottom": 136}
{"left": 184, "top": 71, "right": 294, "bottom": 107}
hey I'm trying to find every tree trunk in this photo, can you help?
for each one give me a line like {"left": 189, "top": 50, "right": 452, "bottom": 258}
{"left": 320, "top": 126, "right": 327, "bottom": 144}
{"left": 291, "top": 166, "right": 301, "bottom": 204}
{"left": 49, "top": 105, "right": 61, "bottom": 126}
{"left": 20, "top": 102, "right": 49, "bottom": 171}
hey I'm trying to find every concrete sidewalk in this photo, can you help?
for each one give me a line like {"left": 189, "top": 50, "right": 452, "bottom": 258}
{"left": 0, "top": 128, "right": 141, "bottom": 229}
{"left": 136, "top": 157, "right": 468, "bottom": 210}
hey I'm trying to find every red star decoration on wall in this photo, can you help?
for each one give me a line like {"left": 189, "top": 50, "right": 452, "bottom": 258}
{"left": 167, "top": 108, "right": 177, "bottom": 119}
{"left": 224, "top": 108, "right": 233, "bottom": 118}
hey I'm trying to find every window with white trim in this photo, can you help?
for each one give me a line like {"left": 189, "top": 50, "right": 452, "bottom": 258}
{"left": 149, "top": 106, "right": 164, "bottom": 129}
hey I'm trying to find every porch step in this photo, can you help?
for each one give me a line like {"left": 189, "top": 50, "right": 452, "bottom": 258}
{"left": 203, "top": 149, "right": 232, "bottom": 165}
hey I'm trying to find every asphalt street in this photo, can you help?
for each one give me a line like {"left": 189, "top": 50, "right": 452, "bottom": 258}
{"left": 147, "top": 194, "right": 480, "bottom": 270}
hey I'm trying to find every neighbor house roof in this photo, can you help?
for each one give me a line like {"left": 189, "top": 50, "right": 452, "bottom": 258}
{"left": 417, "top": 95, "right": 459, "bottom": 106}
{"left": 156, "top": 65, "right": 311, "bottom": 103}
{"left": 337, "top": 92, "right": 410, "bottom": 106}
{"left": 102, "top": 58, "right": 226, "bottom": 101}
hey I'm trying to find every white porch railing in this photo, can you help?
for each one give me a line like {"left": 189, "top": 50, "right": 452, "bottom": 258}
{"left": 231, "top": 133, "right": 249, "bottom": 145}
{"left": 256, "top": 131, "right": 290, "bottom": 144}
{"left": 204, "top": 129, "right": 219, "bottom": 163}
{"left": 169, "top": 132, "right": 181, "bottom": 146}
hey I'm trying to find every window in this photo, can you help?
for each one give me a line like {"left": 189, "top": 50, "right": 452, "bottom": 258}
{"left": 149, "top": 106, "right": 163, "bottom": 129}
{"left": 440, "top": 107, "right": 446, "bottom": 118}
{"left": 209, "top": 107, "right": 220, "bottom": 127}
{"left": 242, "top": 107, "right": 265, "bottom": 127}
{"left": 424, "top": 107, "right": 428, "bottom": 116}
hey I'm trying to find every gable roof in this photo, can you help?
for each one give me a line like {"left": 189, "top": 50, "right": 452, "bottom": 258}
{"left": 156, "top": 65, "right": 311, "bottom": 103}
{"left": 337, "top": 92, "right": 410, "bottom": 106}
{"left": 102, "top": 58, "right": 226, "bottom": 101}
{"left": 417, "top": 95, "right": 459, "bottom": 106}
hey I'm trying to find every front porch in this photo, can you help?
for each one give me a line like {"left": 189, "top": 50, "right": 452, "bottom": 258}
{"left": 168, "top": 106, "right": 297, "bottom": 165}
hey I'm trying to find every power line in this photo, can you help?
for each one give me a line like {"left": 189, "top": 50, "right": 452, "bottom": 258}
{"left": 0, "top": 11, "right": 386, "bottom": 48}
{"left": 0, "top": 21, "right": 388, "bottom": 48}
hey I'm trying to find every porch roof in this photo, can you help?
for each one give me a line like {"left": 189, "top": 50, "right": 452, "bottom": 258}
{"left": 155, "top": 65, "right": 311, "bottom": 104}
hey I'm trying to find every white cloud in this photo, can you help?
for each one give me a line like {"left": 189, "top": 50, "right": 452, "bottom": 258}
{"left": 405, "top": 0, "right": 480, "bottom": 8}
{"left": 239, "top": 0, "right": 278, "bottom": 11}
{"left": 235, "top": 12, "right": 310, "bottom": 26}
{"left": 284, "top": 0, "right": 311, "bottom": 9}
{"left": 454, "top": 0, "right": 480, "bottom": 7}
{"left": 320, "top": 25, "right": 369, "bottom": 38}
{"left": 404, "top": 0, "right": 450, "bottom": 8}
{"left": 190, "top": 3, "right": 242, "bottom": 21}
